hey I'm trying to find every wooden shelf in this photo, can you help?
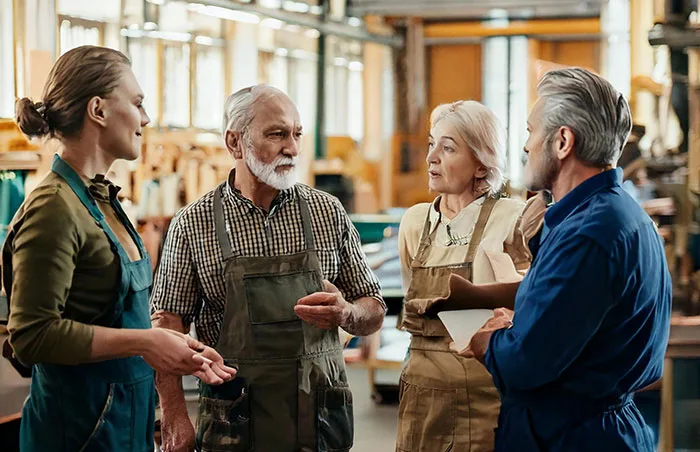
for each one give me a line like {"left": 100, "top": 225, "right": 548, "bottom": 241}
{"left": 0, "top": 152, "right": 42, "bottom": 171}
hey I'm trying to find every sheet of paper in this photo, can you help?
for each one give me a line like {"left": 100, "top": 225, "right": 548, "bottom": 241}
{"left": 438, "top": 309, "right": 494, "bottom": 351}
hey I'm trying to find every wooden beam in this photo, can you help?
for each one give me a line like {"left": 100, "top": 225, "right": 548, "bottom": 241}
{"left": 424, "top": 18, "right": 600, "bottom": 39}
{"left": 658, "top": 357, "right": 674, "bottom": 452}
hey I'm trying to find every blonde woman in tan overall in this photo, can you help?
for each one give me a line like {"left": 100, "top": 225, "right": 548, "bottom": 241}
{"left": 396, "top": 100, "right": 541, "bottom": 452}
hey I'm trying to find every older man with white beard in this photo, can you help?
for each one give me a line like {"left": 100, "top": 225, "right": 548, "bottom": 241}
{"left": 150, "top": 84, "right": 385, "bottom": 452}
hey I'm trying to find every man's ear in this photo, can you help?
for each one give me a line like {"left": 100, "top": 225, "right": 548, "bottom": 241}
{"left": 555, "top": 126, "right": 576, "bottom": 161}
{"left": 225, "top": 130, "right": 243, "bottom": 159}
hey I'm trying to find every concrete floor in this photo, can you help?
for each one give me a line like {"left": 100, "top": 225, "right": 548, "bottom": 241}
{"left": 346, "top": 366, "right": 399, "bottom": 452}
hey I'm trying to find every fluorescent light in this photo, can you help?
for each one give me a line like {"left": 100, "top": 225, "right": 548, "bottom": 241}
{"left": 195, "top": 35, "right": 214, "bottom": 46}
{"left": 310, "top": 5, "right": 322, "bottom": 15}
{"left": 121, "top": 28, "right": 192, "bottom": 42}
{"left": 282, "top": 1, "right": 309, "bottom": 13}
{"left": 304, "top": 28, "right": 320, "bottom": 38}
{"left": 261, "top": 18, "right": 284, "bottom": 29}
{"left": 259, "top": 0, "right": 281, "bottom": 8}
{"left": 154, "top": 31, "right": 192, "bottom": 41}
{"left": 484, "top": 8, "right": 509, "bottom": 27}
{"left": 488, "top": 8, "right": 508, "bottom": 19}
{"left": 144, "top": 21, "right": 158, "bottom": 31}
{"left": 348, "top": 61, "right": 363, "bottom": 71}
{"left": 347, "top": 17, "right": 362, "bottom": 27}
{"left": 188, "top": 4, "right": 260, "bottom": 24}
{"left": 291, "top": 49, "right": 317, "bottom": 61}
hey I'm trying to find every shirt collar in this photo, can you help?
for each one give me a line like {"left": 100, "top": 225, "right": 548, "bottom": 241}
{"left": 84, "top": 174, "right": 121, "bottom": 203}
{"left": 542, "top": 167, "right": 622, "bottom": 237}
{"left": 428, "top": 194, "right": 486, "bottom": 232}
{"left": 223, "top": 168, "right": 297, "bottom": 212}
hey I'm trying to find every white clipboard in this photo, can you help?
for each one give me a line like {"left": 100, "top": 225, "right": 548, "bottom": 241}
{"left": 438, "top": 309, "right": 494, "bottom": 351}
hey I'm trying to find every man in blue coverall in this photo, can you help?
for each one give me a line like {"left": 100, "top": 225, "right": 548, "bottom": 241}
{"left": 460, "top": 68, "right": 672, "bottom": 451}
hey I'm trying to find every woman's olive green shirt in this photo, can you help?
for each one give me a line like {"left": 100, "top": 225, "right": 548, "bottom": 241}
{"left": 2, "top": 171, "right": 141, "bottom": 366}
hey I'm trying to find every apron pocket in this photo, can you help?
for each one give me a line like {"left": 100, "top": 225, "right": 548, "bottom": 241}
{"left": 77, "top": 377, "right": 153, "bottom": 452}
{"left": 77, "top": 384, "right": 118, "bottom": 452}
{"left": 244, "top": 270, "right": 319, "bottom": 324}
{"left": 317, "top": 386, "right": 353, "bottom": 452}
{"left": 396, "top": 378, "right": 455, "bottom": 452}
{"left": 196, "top": 386, "right": 252, "bottom": 452}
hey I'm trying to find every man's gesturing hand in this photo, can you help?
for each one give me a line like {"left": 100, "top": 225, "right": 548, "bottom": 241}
{"left": 294, "top": 280, "right": 353, "bottom": 330}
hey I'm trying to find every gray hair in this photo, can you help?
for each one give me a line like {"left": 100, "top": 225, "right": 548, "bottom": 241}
{"left": 430, "top": 100, "right": 506, "bottom": 196}
{"left": 221, "top": 84, "right": 285, "bottom": 136}
{"left": 537, "top": 68, "right": 632, "bottom": 167}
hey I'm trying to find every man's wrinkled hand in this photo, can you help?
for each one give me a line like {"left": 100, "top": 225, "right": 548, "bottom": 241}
{"left": 151, "top": 310, "right": 188, "bottom": 333}
{"left": 160, "top": 408, "right": 195, "bottom": 452}
{"left": 294, "top": 280, "right": 353, "bottom": 330}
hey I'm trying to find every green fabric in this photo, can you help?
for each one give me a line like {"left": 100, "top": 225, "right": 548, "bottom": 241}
{"left": 2, "top": 171, "right": 124, "bottom": 365}
{"left": 0, "top": 170, "right": 27, "bottom": 246}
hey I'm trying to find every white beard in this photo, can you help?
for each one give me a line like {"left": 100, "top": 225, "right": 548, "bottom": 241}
{"left": 245, "top": 148, "right": 298, "bottom": 191}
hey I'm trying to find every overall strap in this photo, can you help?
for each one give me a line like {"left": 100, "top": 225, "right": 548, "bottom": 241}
{"left": 411, "top": 199, "right": 439, "bottom": 268}
{"left": 214, "top": 183, "right": 235, "bottom": 261}
{"left": 465, "top": 196, "right": 498, "bottom": 263}
{"left": 51, "top": 154, "right": 131, "bottom": 265}
{"left": 298, "top": 195, "right": 316, "bottom": 251}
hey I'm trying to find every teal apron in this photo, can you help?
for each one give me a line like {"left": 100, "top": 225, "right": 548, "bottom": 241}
{"left": 19, "top": 155, "right": 156, "bottom": 452}
{"left": 195, "top": 183, "right": 353, "bottom": 452}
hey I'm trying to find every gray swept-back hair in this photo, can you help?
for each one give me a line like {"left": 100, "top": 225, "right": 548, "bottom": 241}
{"left": 221, "top": 84, "right": 285, "bottom": 136}
{"left": 430, "top": 100, "right": 506, "bottom": 196}
{"left": 537, "top": 68, "right": 632, "bottom": 167}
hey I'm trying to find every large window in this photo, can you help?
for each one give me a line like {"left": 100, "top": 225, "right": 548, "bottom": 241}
{"left": 258, "top": 47, "right": 318, "bottom": 133}
{"left": 347, "top": 63, "right": 364, "bottom": 142}
{"left": 0, "top": 0, "right": 14, "bottom": 118}
{"left": 162, "top": 44, "right": 191, "bottom": 128}
{"left": 482, "top": 36, "right": 529, "bottom": 189}
{"left": 325, "top": 63, "right": 348, "bottom": 136}
{"left": 127, "top": 39, "right": 159, "bottom": 125}
{"left": 324, "top": 37, "right": 364, "bottom": 142}
{"left": 194, "top": 44, "right": 225, "bottom": 130}
{"left": 59, "top": 17, "right": 102, "bottom": 55}
{"left": 290, "top": 56, "right": 317, "bottom": 133}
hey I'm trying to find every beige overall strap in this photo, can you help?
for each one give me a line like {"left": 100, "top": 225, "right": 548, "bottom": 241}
{"left": 465, "top": 196, "right": 498, "bottom": 264}
{"left": 411, "top": 198, "right": 439, "bottom": 268}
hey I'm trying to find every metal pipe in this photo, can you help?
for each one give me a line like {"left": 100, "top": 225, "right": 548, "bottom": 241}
{"left": 314, "top": 0, "right": 327, "bottom": 160}
{"left": 194, "top": 0, "right": 404, "bottom": 48}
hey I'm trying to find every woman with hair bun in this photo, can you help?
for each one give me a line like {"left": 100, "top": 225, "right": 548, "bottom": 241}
{"left": 3, "top": 45, "right": 234, "bottom": 452}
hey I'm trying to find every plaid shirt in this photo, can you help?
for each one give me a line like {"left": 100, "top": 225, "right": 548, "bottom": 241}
{"left": 150, "top": 176, "right": 384, "bottom": 346}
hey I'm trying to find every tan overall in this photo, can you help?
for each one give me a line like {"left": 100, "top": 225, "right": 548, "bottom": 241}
{"left": 195, "top": 184, "right": 353, "bottom": 452}
{"left": 396, "top": 197, "right": 500, "bottom": 452}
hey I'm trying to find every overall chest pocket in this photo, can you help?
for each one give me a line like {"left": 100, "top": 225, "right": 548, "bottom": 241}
{"left": 244, "top": 270, "right": 320, "bottom": 357}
